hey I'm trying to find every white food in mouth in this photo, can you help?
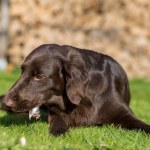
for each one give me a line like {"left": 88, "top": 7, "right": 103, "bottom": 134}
{"left": 29, "top": 107, "right": 40, "bottom": 120}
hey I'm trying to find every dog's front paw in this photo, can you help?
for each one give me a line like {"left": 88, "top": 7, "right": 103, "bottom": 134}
{"left": 49, "top": 115, "right": 68, "bottom": 136}
{"left": 50, "top": 126, "right": 68, "bottom": 136}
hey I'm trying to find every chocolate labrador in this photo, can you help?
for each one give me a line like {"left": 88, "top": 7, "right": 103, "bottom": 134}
{"left": 1, "top": 44, "right": 150, "bottom": 135}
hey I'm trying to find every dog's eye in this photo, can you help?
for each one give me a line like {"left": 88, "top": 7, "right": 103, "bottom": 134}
{"left": 33, "top": 74, "right": 45, "bottom": 81}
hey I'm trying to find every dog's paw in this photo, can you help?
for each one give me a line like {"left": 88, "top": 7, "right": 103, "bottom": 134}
{"left": 49, "top": 115, "right": 68, "bottom": 136}
{"left": 50, "top": 126, "right": 68, "bottom": 136}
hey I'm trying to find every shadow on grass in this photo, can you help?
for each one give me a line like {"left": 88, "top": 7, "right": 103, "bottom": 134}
{"left": 0, "top": 111, "right": 48, "bottom": 126}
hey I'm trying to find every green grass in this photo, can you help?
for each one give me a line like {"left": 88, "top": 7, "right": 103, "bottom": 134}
{"left": 0, "top": 71, "right": 150, "bottom": 150}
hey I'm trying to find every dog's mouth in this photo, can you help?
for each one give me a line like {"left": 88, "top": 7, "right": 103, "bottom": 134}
{"left": 2, "top": 106, "right": 29, "bottom": 114}
{"left": 2, "top": 102, "right": 44, "bottom": 114}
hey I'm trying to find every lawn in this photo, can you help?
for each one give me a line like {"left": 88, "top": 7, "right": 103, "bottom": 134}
{"left": 0, "top": 71, "right": 150, "bottom": 150}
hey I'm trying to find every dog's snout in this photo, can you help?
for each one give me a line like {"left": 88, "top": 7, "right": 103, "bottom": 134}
{"left": 3, "top": 99, "right": 14, "bottom": 109}
{"left": 7, "top": 100, "right": 13, "bottom": 107}
{"left": 2, "top": 94, "right": 18, "bottom": 109}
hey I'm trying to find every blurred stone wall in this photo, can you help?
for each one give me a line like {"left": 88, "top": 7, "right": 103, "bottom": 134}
{"left": 8, "top": 0, "right": 150, "bottom": 78}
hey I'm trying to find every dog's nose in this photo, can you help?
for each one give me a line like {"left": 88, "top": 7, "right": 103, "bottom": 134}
{"left": 5, "top": 99, "right": 14, "bottom": 108}
{"left": 1, "top": 94, "right": 20, "bottom": 109}
{"left": 1, "top": 94, "right": 18, "bottom": 110}
{"left": 2, "top": 98, "right": 14, "bottom": 109}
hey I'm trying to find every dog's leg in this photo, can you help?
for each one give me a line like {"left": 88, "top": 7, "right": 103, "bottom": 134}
{"left": 48, "top": 112, "right": 68, "bottom": 136}
{"left": 114, "top": 108, "right": 150, "bottom": 133}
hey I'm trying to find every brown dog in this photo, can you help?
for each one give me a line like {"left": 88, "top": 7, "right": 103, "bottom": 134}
{"left": 1, "top": 44, "right": 150, "bottom": 135}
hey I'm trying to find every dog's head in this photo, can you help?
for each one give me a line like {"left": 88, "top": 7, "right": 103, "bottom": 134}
{"left": 2, "top": 44, "right": 89, "bottom": 113}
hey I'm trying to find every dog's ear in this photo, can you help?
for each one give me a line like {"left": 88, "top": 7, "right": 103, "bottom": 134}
{"left": 62, "top": 51, "right": 89, "bottom": 105}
